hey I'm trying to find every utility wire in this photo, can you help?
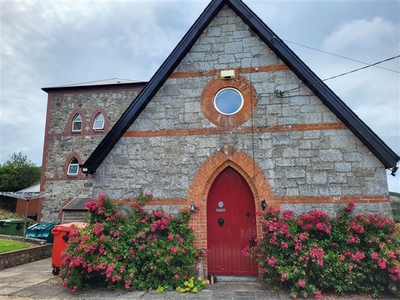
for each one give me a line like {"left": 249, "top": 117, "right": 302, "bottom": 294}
{"left": 281, "top": 54, "right": 400, "bottom": 94}
{"left": 283, "top": 39, "right": 400, "bottom": 74}
{"left": 322, "top": 54, "right": 400, "bottom": 81}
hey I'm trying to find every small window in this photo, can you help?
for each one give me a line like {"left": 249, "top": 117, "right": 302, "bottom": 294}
{"left": 72, "top": 114, "right": 82, "bottom": 132}
{"left": 93, "top": 113, "right": 105, "bottom": 130}
{"left": 67, "top": 158, "right": 79, "bottom": 176}
{"left": 214, "top": 88, "right": 244, "bottom": 115}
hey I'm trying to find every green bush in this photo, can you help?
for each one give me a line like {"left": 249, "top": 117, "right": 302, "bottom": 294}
{"left": 243, "top": 203, "right": 400, "bottom": 299}
{"left": 60, "top": 194, "right": 207, "bottom": 293}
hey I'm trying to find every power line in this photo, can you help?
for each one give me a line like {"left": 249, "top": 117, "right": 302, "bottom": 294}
{"left": 322, "top": 55, "right": 400, "bottom": 82}
{"left": 280, "top": 54, "right": 400, "bottom": 95}
{"left": 283, "top": 39, "right": 400, "bottom": 74}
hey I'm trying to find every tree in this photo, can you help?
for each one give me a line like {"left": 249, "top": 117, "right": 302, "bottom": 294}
{"left": 0, "top": 152, "right": 41, "bottom": 191}
{"left": 0, "top": 152, "right": 41, "bottom": 211}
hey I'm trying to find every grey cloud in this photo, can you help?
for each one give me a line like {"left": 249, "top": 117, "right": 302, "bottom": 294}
{"left": 1, "top": 0, "right": 398, "bottom": 191}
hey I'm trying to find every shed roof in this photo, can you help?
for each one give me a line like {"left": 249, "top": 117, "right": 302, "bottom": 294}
{"left": 62, "top": 197, "right": 92, "bottom": 211}
{"left": 17, "top": 184, "right": 40, "bottom": 193}
{"left": 72, "top": 0, "right": 398, "bottom": 174}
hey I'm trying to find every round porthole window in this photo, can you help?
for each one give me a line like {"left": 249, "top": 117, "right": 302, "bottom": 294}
{"left": 214, "top": 88, "right": 244, "bottom": 115}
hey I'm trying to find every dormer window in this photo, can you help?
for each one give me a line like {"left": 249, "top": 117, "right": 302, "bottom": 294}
{"left": 93, "top": 113, "right": 105, "bottom": 130}
{"left": 67, "top": 157, "right": 79, "bottom": 176}
{"left": 72, "top": 114, "right": 82, "bottom": 132}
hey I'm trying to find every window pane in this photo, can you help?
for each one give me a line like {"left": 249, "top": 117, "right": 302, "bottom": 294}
{"left": 73, "top": 122, "right": 82, "bottom": 131}
{"left": 72, "top": 114, "right": 82, "bottom": 132}
{"left": 68, "top": 164, "right": 78, "bottom": 175}
{"left": 67, "top": 157, "right": 79, "bottom": 175}
{"left": 214, "top": 89, "right": 243, "bottom": 115}
{"left": 93, "top": 113, "right": 105, "bottom": 130}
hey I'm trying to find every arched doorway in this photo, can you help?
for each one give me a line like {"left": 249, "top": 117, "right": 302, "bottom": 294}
{"left": 207, "top": 167, "right": 257, "bottom": 276}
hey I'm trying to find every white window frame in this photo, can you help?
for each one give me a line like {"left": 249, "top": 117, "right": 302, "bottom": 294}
{"left": 72, "top": 114, "right": 82, "bottom": 132}
{"left": 93, "top": 113, "right": 105, "bottom": 130}
{"left": 213, "top": 88, "right": 244, "bottom": 115}
{"left": 67, "top": 158, "right": 79, "bottom": 176}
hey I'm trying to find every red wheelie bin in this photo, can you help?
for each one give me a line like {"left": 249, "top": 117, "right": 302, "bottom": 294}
{"left": 51, "top": 222, "right": 86, "bottom": 275}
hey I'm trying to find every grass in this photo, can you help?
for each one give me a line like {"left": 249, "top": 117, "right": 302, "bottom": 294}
{"left": 0, "top": 238, "right": 30, "bottom": 253}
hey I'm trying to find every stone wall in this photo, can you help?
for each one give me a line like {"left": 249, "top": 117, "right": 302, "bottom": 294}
{"left": 41, "top": 5, "right": 391, "bottom": 221}
{"left": 41, "top": 86, "right": 143, "bottom": 222}
{"left": 91, "top": 6, "right": 389, "bottom": 216}
{"left": 0, "top": 235, "right": 52, "bottom": 270}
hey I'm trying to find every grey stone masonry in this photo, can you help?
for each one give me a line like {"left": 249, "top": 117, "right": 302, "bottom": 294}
{"left": 41, "top": 88, "right": 142, "bottom": 222}
{"left": 42, "top": 5, "right": 391, "bottom": 220}
{"left": 102, "top": 6, "right": 388, "bottom": 204}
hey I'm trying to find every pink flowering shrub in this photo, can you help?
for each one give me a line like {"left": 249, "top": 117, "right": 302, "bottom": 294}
{"left": 243, "top": 203, "right": 400, "bottom": 299}
{"left": 60, "top": 194, "right": 206, "bottom": 293}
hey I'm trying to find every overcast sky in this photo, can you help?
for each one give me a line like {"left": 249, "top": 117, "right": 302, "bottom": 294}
{"left": 1, "top": 0, "right": 399, "bottom": 192}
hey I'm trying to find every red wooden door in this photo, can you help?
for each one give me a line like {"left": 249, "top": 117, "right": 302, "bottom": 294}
{"left": 207, "top": 167, "right": 257, "bottom": 276}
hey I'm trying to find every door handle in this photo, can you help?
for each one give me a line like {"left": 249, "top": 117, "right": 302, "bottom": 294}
{"left": 218, "top": 218, "right": 225, "bottom": 227}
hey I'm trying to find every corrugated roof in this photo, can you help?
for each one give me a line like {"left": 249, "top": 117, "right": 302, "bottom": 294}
{"left": 17, "top": 184, "right": 40, "bottom": 193}
{"left": 62, "top": 197, "right": 92, "bottom": 211}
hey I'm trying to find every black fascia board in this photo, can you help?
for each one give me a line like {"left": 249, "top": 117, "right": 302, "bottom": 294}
{"left": 82, "top": 0, "right": 398, "bottom": 174}
{"left": 42, "top": 81, "right": 148, "bottom": 93}
{"left": 228, "top": 0, "right": 399, "bottom": 169}
{"left": 81, "top": 0, "right": 226, "bottom": 174}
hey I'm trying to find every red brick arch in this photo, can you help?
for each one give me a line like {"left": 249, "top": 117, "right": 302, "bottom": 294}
{"left": 200, "top": 75, "right": 258, "bottom": 128}
{"left": 187, "top": 144, "right": 276, "bottom": 273}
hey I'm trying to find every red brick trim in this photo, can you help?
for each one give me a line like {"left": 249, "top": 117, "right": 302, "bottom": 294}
{"left": 186, "top": 144, "right": 275, "bottom": 274}
{"left": 276, "top": 195, "right": 390, "bottom": 204}
{"left": 113, "top": 198, "right": 187, "bottom": 206}
{"left": 169, "top": 64, "right": 289, "bottom": 78}
{"left": 45, "top": 122, "right": 348, "bottom": 139}
{"left": 123, "top": 123, "right": 347, "bottom": 138}
{"left": 200, "top": 75, "right": 258, "bottom": 128}
{"left": 40, "top": 93, "right": 54, "bottom": 221}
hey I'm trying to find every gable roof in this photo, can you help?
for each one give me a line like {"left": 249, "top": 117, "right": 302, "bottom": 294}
{"left": 80, "top": 0, "right": 399, "bottom": 175}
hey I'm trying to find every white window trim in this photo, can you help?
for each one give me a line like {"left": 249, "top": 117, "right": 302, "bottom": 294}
{"left": 93, "top": 113, "right": 105, "bottom": 130}
{"left": 213, "top": 88, "right": 244, "bottom": 115}
{"left": 67, "top": 158, "right": 79, "bottom": 176}
{"left": 72, "top": 115, "right": 82, "bottom": 132}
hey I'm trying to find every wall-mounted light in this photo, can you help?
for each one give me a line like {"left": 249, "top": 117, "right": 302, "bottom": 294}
{"left": 220, "top": 70, "right": 235, "bottom": 79}
{"left": 190, "top": 202, "right": 197, "bottom": 212}
{"left": 261, "top": 200, "right": 267, "bottom": 211}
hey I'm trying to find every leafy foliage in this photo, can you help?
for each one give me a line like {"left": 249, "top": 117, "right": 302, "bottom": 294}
{"left": 243, "top": 204, "right": 400, "bottom": 299}
{"left": 0, "top": 152, "right": 41, "bottom": 211}
{"left": 60, "top": 194, "right": 207, "bottom": 293}
{"left": 0, "top": 152, "right": 41, "bottom": 191}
